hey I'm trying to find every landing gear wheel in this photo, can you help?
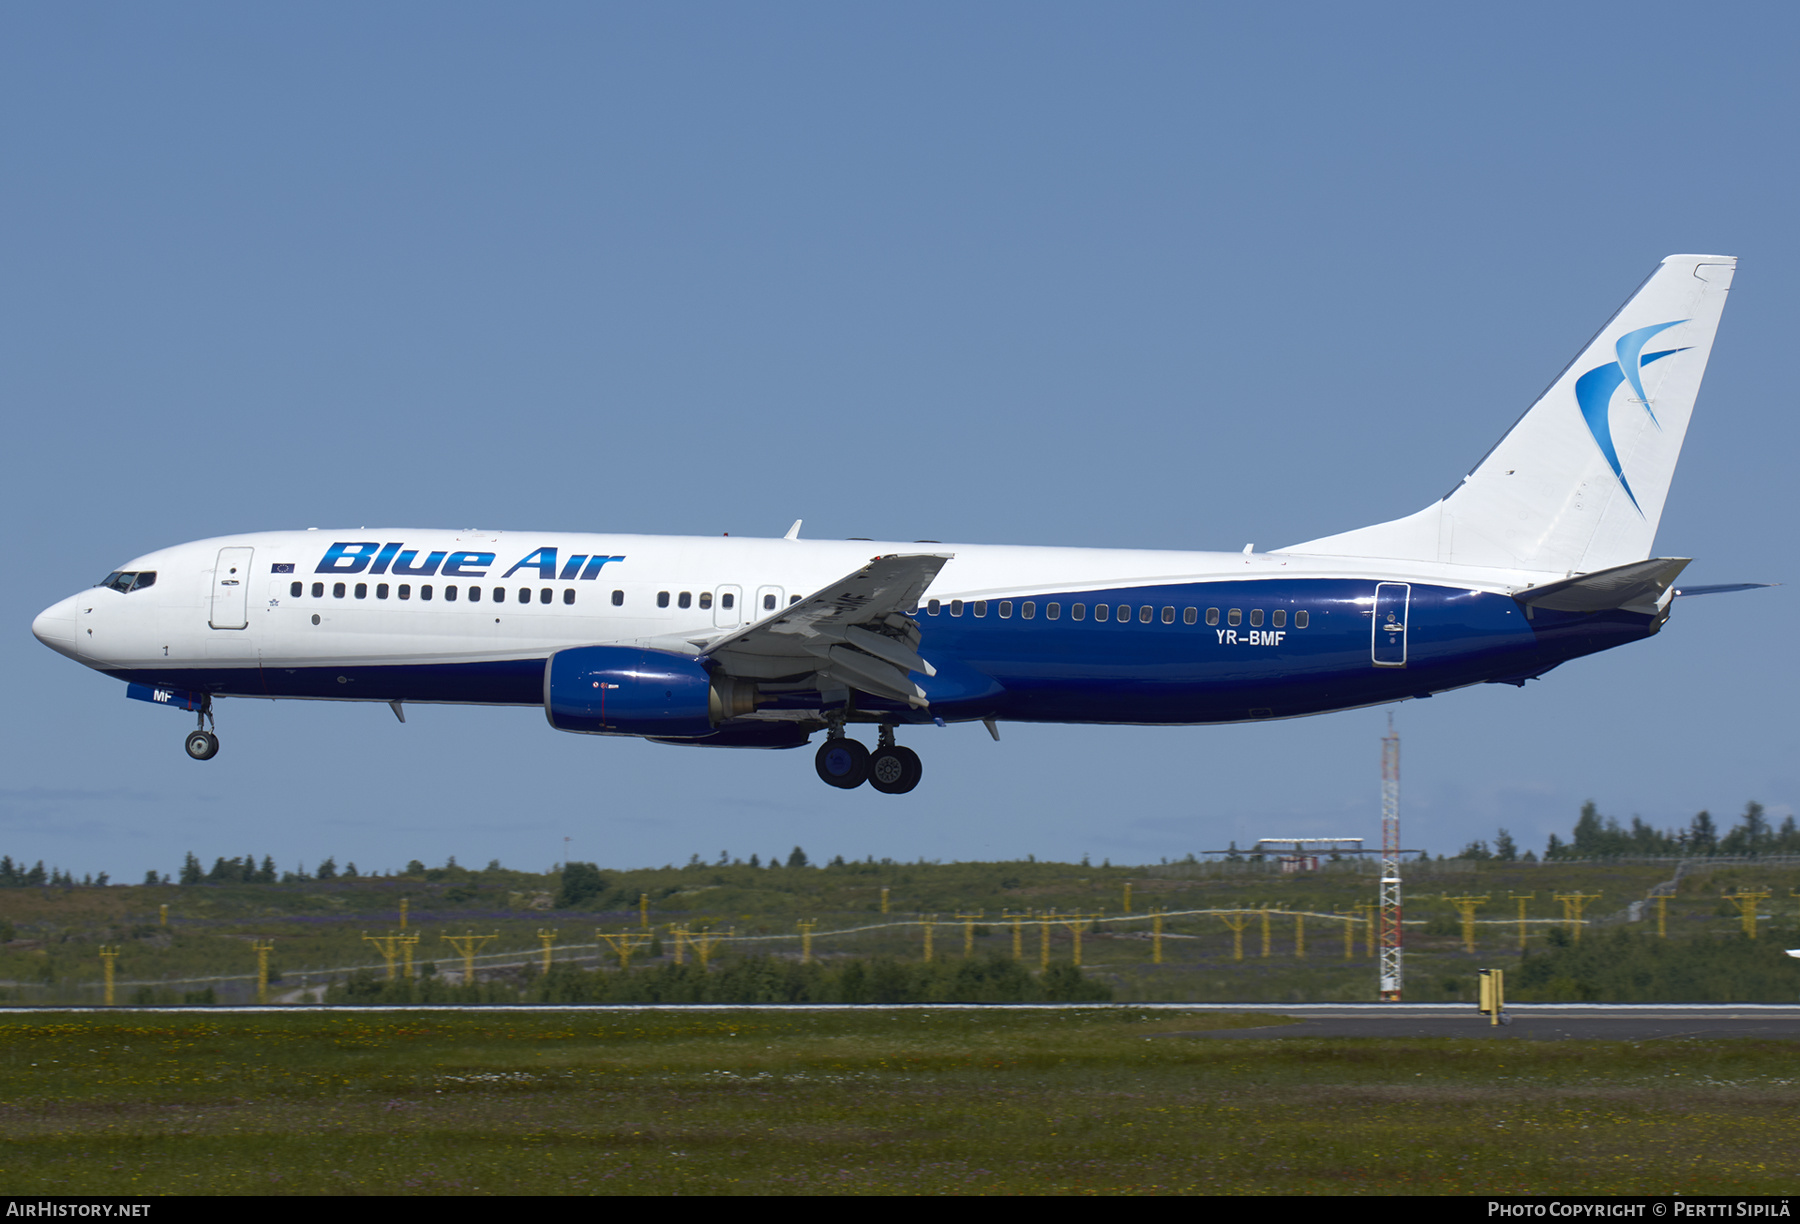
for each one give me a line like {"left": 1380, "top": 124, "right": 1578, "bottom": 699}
{"left": 867, "top": 745, "right": 922, "bottom": 794}
{"left": 184, "top": 730, "right": 219, "bottom": 761}
{"left": 814, "top": 738, "right": 869, "bottom": 789}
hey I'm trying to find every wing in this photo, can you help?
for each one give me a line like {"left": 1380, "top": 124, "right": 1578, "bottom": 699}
{"left": 699, "top": 553, "right": 952, "bottom": 708}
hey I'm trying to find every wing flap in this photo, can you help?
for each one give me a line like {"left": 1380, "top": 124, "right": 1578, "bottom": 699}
{"left": 704, "top": 553, "right": 952, "bottom": 707}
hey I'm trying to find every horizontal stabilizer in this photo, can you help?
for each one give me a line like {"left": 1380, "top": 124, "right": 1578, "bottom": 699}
{"left": 1673, "top": 582, "right": 1777, "bottom": 598}
{"left": 1516, "top": 557, "right": 1689, "bottom": 613}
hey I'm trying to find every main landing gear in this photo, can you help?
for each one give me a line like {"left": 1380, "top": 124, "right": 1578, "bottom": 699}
{"left": 814, "top": 725, "right": 921, "bottom": 794}
{"left": 184, "top": 696, "right": 219, "bottom": 761}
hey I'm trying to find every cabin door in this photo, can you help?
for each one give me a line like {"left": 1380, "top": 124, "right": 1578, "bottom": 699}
{"left": 1371, "top": 583, "right": 1409, "bottom": 667}
{"left": 209, "top": 547, "right": 255, "bottom": 630}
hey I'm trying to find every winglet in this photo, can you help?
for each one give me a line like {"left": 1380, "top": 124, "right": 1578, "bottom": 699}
{"left": 784, "top": 519, "right": 802, "bottom": 541}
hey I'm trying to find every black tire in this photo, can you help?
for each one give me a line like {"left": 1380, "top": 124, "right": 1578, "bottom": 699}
{"left": 867, "top": 745, "right": 922, "bottom": 794}
{"left": 814, "top": 738, "right": 869, "bottom": 789}
{"left": 184, "top": 730, "right": 219, "bottom": 761}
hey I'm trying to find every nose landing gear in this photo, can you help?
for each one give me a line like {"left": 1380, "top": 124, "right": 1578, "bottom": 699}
{"left": 183, "top": 696, "right": 219, "bottom": 761}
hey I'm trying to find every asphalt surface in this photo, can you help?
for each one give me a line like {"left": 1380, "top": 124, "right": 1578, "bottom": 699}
{"left": 1164, "top": 1007, "right": 1800, "bottom": 1040}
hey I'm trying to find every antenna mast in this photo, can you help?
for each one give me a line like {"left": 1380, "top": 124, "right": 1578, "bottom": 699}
{"left": 1379, "top": 714, "right": 1403, "bottom": 1001}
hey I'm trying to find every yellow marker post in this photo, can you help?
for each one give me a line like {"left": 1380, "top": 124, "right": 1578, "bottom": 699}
{"left": 98, "top": 946, "right": 120, "bottom": 1006}
{"left": 400, "top": 898, "right": 409, "bottom": 930}
{"left": 1652, "top": 893, "right": 1670, "bottom": 939}
{"left": 1723, "top": 889, "right": 1771, "bottom": 939}
{"left": 690, "top": 926, "right": 729, "bottom": 969}
{"left": 1294, "top": 912, "right": 1305, "bottom": 959}
{"left": 1352, "top": 901, "right": 1377, "bottom": 957}
{"left": 1123, "top": 881, "right": 1132, "bottom": 915}
{"left": 399, "top": 932, "right": 419, "bottom": 980}
{"left": 252, "top": 940, "right": 275, "bottom": 1004}
{"left": 362, "top": 932, "right": 402, "bottom": 981}
{"left": 1509, "top": 893, "right": 1536, "bottom": 951}
{"left": 440, "top": 932, "right": 498, "bottom": 985}
{"left": 1006, "top": 910, "right": 1024, "bottom": 960}
{"left": 1260, "top": 908, "right": 1271, "bottom": 958}
{"left": 598, "top": 930, "right": 647, "bottom": 970}
{"left": 1340, "top": 913, "right": 1356, "bottom": 961}
{"left": 669, "top": 924, "right": 686, "bottom": 965}
{"left": 1059, "top": 914, "right": 1094, "bottom": 967}
{"left": 1478, "top": 968, "right": 1506, "bottom": 1026}
{"left": 536, "top": 929, "right": 558, "bottom": 974}
{"left": 1553, "top": 892, "right": 1602, "bottom": 942}
{"left": 880, "top": 887, "right": 890, "bottom": 915}
{"left": 956, "top": 912, "right": 983, "bottom": 958}
{"left": 922, "top": 915, "right": 936, "bottom": 964}
{"left": 639, "top": 892, "right": 650, "bottom": 929}
{"left": 798, "top": 919, "right": 816, "bottom": 964}
{"left": 1039, "top": 911, "right": 1052, "bottom": 971}
{"left": 1444, "top": 894, "right": 1491, "bottom": 954}
{"left": 1152, "top": 908, "right": 1165, "bottom": 965}
{"left": 159, "top": 904, "right": 167, "bottom": 928}
{"left": 1217, "top": 911, "right": 1251, "bottom": 961}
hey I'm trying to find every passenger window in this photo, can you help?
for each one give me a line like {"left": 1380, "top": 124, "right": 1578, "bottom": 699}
{"left": 949, "top": 600, "right": 963, "bottom": 617}
{"left": 1071, "top": 603, "right": 1085, "bottom": 621}
{"left": 612, "top": 590, "right": 624, "bottom": 607}
{"left": 677, "top": 592, "right": 691, "bottom": 609}
{"left": 1228, "top": 609, "right": 1242, "bottom": 626}
{"left": 763, "top": 593, "right": 776, "bottom": 611}
{"left": 789, "top": 595, "right": 801, "bottom": 605}
{"left": 312, "top": 582, "right": 324, "bottom": 598}
{"left": 563, "top": 589, "right": 575, "bottom": 605}
{"left": 377, "top": 584, "right": 390, "bottom": 600}
{"left": 355, "top": 583, "right": 368, "bottom": 599}
{"left": 1113, "top": 604, "right": 1128, "bottom": 622}
{"left": 1272, "top": 609, "right": 1286, "bottom": 628}
{"left": 1295, "top": 610, "right": 1309, "bottom": 629}
{"left": 540, "top": 588, "right": 552, "bottom": 604}
{"left": 1094, "top": 603, "right": 1109, "bottom": 622}
{"left": 1183, "top": 607, "right": 1197, "bottom": 625}
{"left": 290, "top": 582, "right": 302, "bottom": 598}
{"left": 514, "top": 588, "right": 526, "bottom": 604}
{"left": 444, "top": 585, "right": 457, "bottom": 602}
{"left": 421, "top": 585, "right": 433, "bottom": 601}
{"left": 721, "top": 592, "right": 734, "bottom": 610}
{"left": 1138, "top": 605, "right": 1153, "bottom": 623}
{"left": 333, "top": 582, "right": 346, "bottom": 598}
{"left": 1022, "top": 602, "right": 1035, "bottom": 619}
{"left": 998, "top": 601, "right": 1012, "bottom": 618}
{"left": 465, "top": 586, "right": 477, "bottom": 602}
{"left": 1250, "top": 609, "right": 1263, "bottom": 627}
{"left": 1206, "top": 607, "right": 1219, "bottom": 626}
{"left": 1045, "top": 603, "right": 1059, "bottom": 620}
{"left": 658, "top": 591, "right": 670, "bottom": 608}
{"left": 927, "top": 599, "right": 941, "bottom": 615}
{"left": 972, "top": 600, "right": 987, "bottom": 618}
{"left": 699, "top": 592, "right": 713, "bottom": 610}
{"left": 1161, "top": 606, "right": 1174, "bottom": 623}
{"left": 399, "top": 585, "right": 411, "bottom": 600}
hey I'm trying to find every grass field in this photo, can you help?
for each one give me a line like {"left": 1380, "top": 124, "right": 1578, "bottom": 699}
{"left": 1, "top": 1008, "right": 1795, "bottom": 1195}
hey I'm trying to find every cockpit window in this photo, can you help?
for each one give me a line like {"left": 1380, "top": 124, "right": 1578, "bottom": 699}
{"left": 98, "top": 571, "right": 155, "bottom": 593}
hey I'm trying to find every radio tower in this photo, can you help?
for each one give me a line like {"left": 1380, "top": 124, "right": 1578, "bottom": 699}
{"left": 1379, "top": 714, "right": 1403, "bottom": 1001}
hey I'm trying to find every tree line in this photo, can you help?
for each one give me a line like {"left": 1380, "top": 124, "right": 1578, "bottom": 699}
{"left": 1459, "top": 799, "right": 1795, "bottom": 861}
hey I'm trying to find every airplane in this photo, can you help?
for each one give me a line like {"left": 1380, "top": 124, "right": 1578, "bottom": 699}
{"left": 33, "top": 254, "right": 1757, "bottom": 794}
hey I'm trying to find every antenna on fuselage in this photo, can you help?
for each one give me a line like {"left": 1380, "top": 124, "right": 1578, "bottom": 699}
{"left": 785, "top": 520, "right": 803, "bottom": 540}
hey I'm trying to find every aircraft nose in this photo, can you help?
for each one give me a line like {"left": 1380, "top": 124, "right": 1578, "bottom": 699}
{"left": 31, "top": 596, "right": 81, "bottom": 658}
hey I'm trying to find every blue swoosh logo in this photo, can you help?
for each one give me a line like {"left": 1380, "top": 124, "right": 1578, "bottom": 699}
{"left": 1574, "top": 320, "right": 1689, "bottom": 514}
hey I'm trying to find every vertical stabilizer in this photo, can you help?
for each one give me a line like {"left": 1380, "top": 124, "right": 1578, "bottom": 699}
{"left": 1281, "top": 255, "right": 1736, "bottom": 574}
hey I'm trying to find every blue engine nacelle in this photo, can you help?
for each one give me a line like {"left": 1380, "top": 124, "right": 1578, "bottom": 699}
{"left": 543, "top": 646, "right": 758, "bottom": 738}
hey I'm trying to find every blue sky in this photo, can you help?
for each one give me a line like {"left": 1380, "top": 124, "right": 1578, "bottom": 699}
{"left": 4, "top": 4, "right": 1795, "bottom": 878}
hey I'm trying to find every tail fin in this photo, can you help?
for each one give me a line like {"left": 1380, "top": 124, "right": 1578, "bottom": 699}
{"left": 1281, "top": 254, "right": 1737, "bottom": 574}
